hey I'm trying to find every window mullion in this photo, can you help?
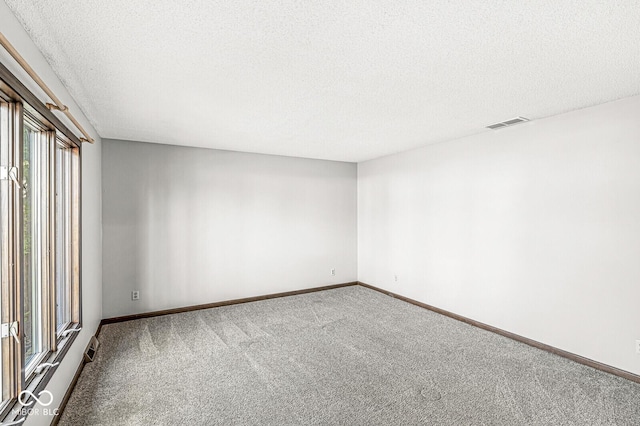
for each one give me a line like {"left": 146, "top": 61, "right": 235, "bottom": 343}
{"left": 44, "top": 131, "right": 56, "bottom": 353}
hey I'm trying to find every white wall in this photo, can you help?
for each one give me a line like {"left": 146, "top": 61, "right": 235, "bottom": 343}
{"left": 102, "top": 139, "right": 357, "bottom": 318}
{"left": 358, "top": 95, "right": 640, "bottom": 376}
{"left": 1, "top": 2, "right": 103, "bottom": 425}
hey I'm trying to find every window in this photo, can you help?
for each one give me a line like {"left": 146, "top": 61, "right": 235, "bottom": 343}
{"left": 0, "top": 76, "right": 82, "bottom": 421}
{"left": 22, "top": 117, "right": 51, "bottom": 375}
{"left": 0, "top": 94, "right": 21, "bottom": 408}
{"left": 55, "top": 138, "right": 77, "bottom": 335}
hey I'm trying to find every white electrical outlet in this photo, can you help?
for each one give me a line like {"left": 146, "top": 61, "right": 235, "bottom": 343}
{"left": 331, "top": 268, "right": 336, "bottom": 276}
{"left": 394, "top": 275, "right": 398, "bottom": 282}
{"left": 132, "top": 290, "right": 140, "bottom": 301}
{"left": 636, "top": 340, "right": 640, "bottom": 354}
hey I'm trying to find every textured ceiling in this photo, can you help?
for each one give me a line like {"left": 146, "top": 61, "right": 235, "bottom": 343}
{"left": 4, "top": 1, "right": 640, "bottom": 162}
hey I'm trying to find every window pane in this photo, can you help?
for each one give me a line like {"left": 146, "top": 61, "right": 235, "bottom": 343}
{"left": 56, "top": 142, "right": 71, "bottom": 332}
{"left": 22, "top": 123, "right": 45, "bottom": 368}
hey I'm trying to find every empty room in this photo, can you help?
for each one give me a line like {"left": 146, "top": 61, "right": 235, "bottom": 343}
{"left": 0, "top": 1, "right": 639, "bottom": 425}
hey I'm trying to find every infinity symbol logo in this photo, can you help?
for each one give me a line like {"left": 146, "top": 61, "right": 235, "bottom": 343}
{"left": 18, "top": 390, "right": 53, "bottom": 407}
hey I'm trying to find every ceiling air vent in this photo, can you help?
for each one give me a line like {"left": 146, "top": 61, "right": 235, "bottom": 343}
{"left": 486, "top": 117, "right": 529, "bottom": 130}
